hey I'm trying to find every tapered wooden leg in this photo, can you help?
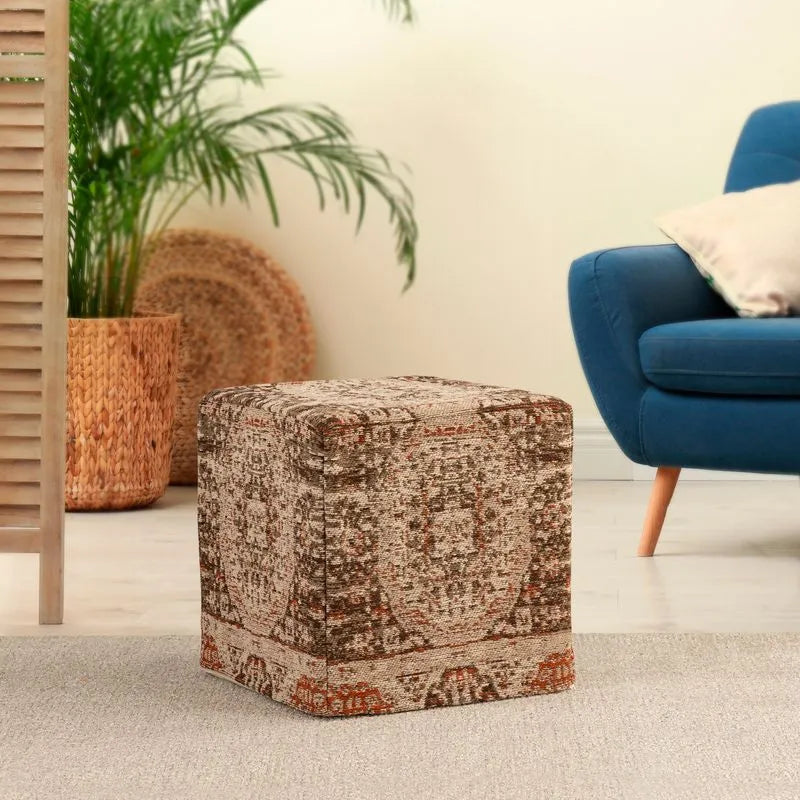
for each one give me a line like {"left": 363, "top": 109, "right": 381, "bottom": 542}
{"left": 638, "top": 466, "right": 681, "bottom": 557}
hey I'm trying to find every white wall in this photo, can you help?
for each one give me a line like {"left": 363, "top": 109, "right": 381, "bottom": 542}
{"left": 177, "top": 0, "right": 800, "bottom": 417}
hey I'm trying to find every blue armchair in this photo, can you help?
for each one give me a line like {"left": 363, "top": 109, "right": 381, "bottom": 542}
{"left": 568, "top": 102, "right": 800, "bottom": 556}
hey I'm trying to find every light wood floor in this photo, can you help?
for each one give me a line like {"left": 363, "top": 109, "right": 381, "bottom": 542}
{"left": 1, "top": 482, "right": 798, "bottom": 635}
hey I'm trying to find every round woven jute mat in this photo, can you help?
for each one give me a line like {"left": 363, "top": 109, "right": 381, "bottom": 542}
{"left": 135, "top": 229, "right": 315, "bottom": 484}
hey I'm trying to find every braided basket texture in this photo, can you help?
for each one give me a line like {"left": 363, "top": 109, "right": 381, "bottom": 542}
{"left": 135, "top": 229, "right": 315, "bottom": 484}
{"left": 66, "top": 315, "right": 180, "bottom": 510}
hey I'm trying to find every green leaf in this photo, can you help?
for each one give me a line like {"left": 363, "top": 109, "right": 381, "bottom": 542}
{"left": 68, "top": 0, "right": 418, "bottom": 318}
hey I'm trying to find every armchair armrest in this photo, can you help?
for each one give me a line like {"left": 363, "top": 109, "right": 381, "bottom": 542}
{"left": 568, "top": 244, "right": 730, "bottom": 462}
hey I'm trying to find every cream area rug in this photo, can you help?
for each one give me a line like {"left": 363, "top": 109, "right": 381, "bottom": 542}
{"left": 0, "top": 634, "right": 797, "bottom": 800}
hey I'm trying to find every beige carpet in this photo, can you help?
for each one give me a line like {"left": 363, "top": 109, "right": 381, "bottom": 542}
{"left": 1, "top": 634, "right": 798, "bottom": 800}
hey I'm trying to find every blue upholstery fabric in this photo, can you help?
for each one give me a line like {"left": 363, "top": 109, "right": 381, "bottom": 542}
{"left": 568, "top": 244, "right": 730, "bottom": 463}
{"left": 725, "top": 102, "right": 800, "bottom": 192}
{"left": 639, "top": 319, "right": 800, "bottom": 396}
{"left": 569, "top": 101, "right": 800, "bottom": 473}
{"left": 640, "top": 389, "right": 800, "bottom": 474}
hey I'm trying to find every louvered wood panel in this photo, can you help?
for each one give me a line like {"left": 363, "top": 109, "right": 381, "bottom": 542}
{"left": 0, "top": 214, "right": 43, "bottom": 235}
{"left": 0, "top": 301, "right": 42, "bottom": 323}
{"left": 0, "top": 81, "right": 44, "bottom": 106}
{"left": 0, "top": 81, "right": 43, "bottom": 103}
{"left": 0, "top": 436, "right": 41, "bottom": 459}
{"left": 0, "top": 32, "right": 45, "bottom": 53}
{"left": 0, "top": 8, "right": 42, "bottom": 26}
{"left": 0, "top": 527, "right": 39, "bottom": 553}
{"left": 0, "top": 151, "right": 43, "bottom": 170}
{"left": 0, "top": 126, "right": 43, "bottom": 147}
{"left": 0, "top": 259, "right": 42, "bottom": 279}
{"left": 2, "top": 367, "right": 40, "bottom": 389}
{"left": 0, "top": 0, "right": 68, "bottom": 624}
{"left": 0, "top": 370, "right": 41, "bottom": 391}
{"left": 0, "top": 105, "right": 44, "bottom": 125}
{"left": 0, "top": 391, "right": 41, "bottom": 412}
{"left": 0, "top": 55, "right": 45, "bottom": 79}
{"left": 0, "top": 236, "right": 43, "bottom": 256}
{"left": 0, "top": 324, "right": 42, "bottom": 345}
{"left": 0, "top": 481, "right": 39, "bottom": 505}
{"left": 0, "top": 413, "right": 39, "bottom": 435}
{"left": 0, "top": 504, "right": 39, "bottom": 526}
{"left": 0, "top": 10, "right": 44, "bottom": 30}
{"left": 0, "top": 169, "right": 44, "bottom": 189}
{"left": 0, "top": 195, "right": 42, "bottom": 216}
{"left": 0, "top": 347, "right": 41, "bottom": 368}
{"left": 0, "top": 458, "right": 40, "bottom": 481}
{"left": 0, "top": 279, "right": 42, "bottom": 300}
{"left": 0, "top": 1, "right": 46, "bottom": 10}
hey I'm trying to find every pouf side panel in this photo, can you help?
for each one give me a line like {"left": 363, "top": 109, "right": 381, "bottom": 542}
{"left": 197, "top": 397, "right": 328, "bottom": 712}
{"left": 326, "top": 631, "right": 574, "bottom": 715}
{"left": 321, "top": 397, "right": 574, "bottom": 716}
{"left": 200, "top": 613, "right": 328, "bottom": 713}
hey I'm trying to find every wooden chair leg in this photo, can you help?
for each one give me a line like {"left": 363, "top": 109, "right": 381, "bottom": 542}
{"left": 638, "top": 466, "right": 681, "bottom": 557}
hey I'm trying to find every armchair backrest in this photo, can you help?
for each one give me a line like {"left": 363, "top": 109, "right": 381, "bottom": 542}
{"left": 725, "top": 101, "right": 800, "bottom": 193}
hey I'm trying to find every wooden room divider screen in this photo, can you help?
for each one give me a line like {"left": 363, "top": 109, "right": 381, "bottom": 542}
{"left": 0, "top": 0, "right": 68, "bottom": 624}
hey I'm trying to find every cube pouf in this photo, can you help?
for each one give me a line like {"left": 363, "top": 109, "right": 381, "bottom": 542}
{"left": 198, "top": 376, "right": 574, "bottom": 716}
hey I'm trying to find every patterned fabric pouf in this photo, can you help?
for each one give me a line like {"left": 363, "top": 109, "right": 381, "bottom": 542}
{"left": 197, "top": 376, "right": 574, "bottom": 716}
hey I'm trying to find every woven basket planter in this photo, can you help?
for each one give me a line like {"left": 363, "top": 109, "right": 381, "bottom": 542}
{"left": 65, "top": 315, "right": 180, "bottom": 511}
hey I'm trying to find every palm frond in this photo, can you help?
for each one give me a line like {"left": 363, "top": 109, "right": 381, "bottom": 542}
{"left": 68, "top": 0, "right": 418, "bottom": 317}
{"left": 378, "top": 0, "right": 415, "bottom": 23}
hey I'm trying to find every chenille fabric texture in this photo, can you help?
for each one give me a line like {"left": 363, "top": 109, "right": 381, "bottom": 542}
{"left": 197, "top": 377, "right": 574, "bottom": 716}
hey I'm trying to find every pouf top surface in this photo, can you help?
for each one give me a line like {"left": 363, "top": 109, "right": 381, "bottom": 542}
{"left": 203, "top": 376, "right": 569, "bottom": 436}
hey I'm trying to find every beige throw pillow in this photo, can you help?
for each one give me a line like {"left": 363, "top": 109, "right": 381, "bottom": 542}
{"left": 656, "top": 180, "right": 800, "bottom": 317}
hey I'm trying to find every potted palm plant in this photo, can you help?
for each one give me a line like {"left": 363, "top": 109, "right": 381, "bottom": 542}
{"left": 67, "top": 0, "right": 418, "bottom": 509}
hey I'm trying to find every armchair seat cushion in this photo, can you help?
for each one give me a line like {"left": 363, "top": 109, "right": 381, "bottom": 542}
{"left": 639, "top": 318, "right": 800, "bottom": 395}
